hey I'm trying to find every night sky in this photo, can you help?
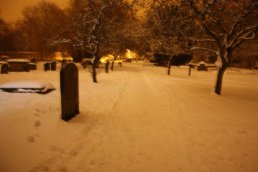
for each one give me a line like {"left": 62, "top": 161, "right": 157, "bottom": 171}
{"left": 0, "top": 0, "right": 69, "bottom": 22}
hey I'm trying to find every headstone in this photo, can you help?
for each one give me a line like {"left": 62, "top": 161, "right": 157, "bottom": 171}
{"left": 7, "top": 60, "right": 30, "bottom": 72}
{"left": 44, "top": 63, "right": 50, "bottom": 71}
{"left": 51, "top": 61, "right": 56, "bottom": 71}
{"left": 105, "top": 61, "right": 110, "bottom": 73}
{"left": 60, "top": 63, "right": 79, "bottom": 121}
{"left": 198, "top": 63, "right": 208, "bottom": 71}
{"left": 29, "top": 63, "right": 37, "bottom": 70}
{"left": 24, "top": 63, "right": 30, "bottom": 72}
{"left": 1, "top": 63, "right": 9, "bottom": 74}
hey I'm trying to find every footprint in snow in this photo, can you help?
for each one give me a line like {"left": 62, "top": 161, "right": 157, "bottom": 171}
{"left": 34, "top": 120, "right": 41, "bottom": 128}
{"left": 27, "top": 136, "right": 35, "bottom": 143}
{"left": 237, "top": 130, "right": 248, "bottom": 135}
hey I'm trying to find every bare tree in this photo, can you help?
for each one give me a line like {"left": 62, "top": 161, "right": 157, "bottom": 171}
{"left": 0, "top": 18, "right": 15, "bottom": 52}
{"left": 145, "top": 0, "right": 194, "bottom": 74}
{"left": 14, "top": 1, "right": 67, "bottom": 59}
{"left": 104, "top": 16, "right": 143, "bottom": 71}
{"left": 53, "top": 0, "right": 140, "bottom": 82}
{"left": 51, "top": 0, "right": 107, "bottom": 82}
{"left": 187, "top": 0, "right": 258, "bottom": 95}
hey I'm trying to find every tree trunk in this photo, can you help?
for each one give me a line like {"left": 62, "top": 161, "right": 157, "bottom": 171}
{"left": 167, "top": 64, "right": 171, "bottom": 75}
{"left": 214, "top": 64, "right": 227, "bottom": 95}
{"left": 92, "top": 55, "right": 99, "bottom": 83}
{"left": 111, "top": 61, "right": 115, "bottom": 71}
{"left": 188, "top": 64, "right": 192, "bottom": 76}
{"left": 92, "top": 62, "right": 97, "bottom": 83}
{"left": 167, "top": 56, "right": 172, "bottom": 75}
{"left": 91, "top": 42, "right": 100, "bottom": 83}
{"left": 111, "top": 50, "right": 120, "bottom": 71}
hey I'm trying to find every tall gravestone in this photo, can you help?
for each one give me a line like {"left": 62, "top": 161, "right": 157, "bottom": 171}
{"left": 105, "top": 61, "right": 110, "bottom": 73}
{"left": 60, "top": 63, "right": 79, "bottom": 121}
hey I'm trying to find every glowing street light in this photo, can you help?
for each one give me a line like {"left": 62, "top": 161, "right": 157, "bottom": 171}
{"left": 126, "top": 49, "right": 131, "bottom": 59}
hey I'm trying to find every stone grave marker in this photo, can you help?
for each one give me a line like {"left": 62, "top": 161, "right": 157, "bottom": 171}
{"left": 51, "top": 61, "right": 56, "bottom": 71}
{"left": 0, "top": 63, "right": 9, "bottom": 74}
{"left": 60, "top": 63, "right": 79, "bottom": 121}
{"left": 44, "top": 63, "right": 50, "bottom": 71}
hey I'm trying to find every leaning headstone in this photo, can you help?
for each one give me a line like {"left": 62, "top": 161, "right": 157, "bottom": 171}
{"left": 60, "top": 63, "right": 79, "bottom": 121}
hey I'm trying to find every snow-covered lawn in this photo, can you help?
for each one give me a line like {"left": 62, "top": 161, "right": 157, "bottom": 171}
{"left": 0, "top": 63, "right": 258, "bottom": 172}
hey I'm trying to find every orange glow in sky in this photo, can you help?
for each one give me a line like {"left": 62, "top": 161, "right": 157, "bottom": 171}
{"left": 0, "top": 0, "right": 69, "bottom": 22}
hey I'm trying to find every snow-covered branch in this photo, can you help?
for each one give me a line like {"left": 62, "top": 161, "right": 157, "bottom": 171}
{"left": 228, "top": 3, "right": 257, "bottom": 37}
{"left": 202, "top": 23, "right": 221, "bottom": 44}
{"left": 229, "top": 25, "right": 258, "bottom": 49}
{"left": 191, "top": 46, "right": 219, "bottom": 55}
{"left": 190, "top": 38, "right": 216, "bottom": 42}
{"left": 234, "top": 25, "right": 258, "bottom": 41}
{"left": 188, "top": 1, "right": 221, "bottom": 44}
{"left": 89, "top": 5, "right": 106, "bottom": 36}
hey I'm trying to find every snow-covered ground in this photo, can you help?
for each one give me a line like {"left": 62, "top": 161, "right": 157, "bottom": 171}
{"left": 0, "top": 62, "right": 258, "bottom": 172}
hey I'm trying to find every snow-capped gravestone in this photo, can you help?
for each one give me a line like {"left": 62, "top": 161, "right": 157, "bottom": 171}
{"left": 0, "top": 81, "right": 55, "bottom": 93}
{"left": 7, "top": 59, "right": 30, "bottom": 72}
{"left": 60, "top": 63, "right": 79, "bottom": 121}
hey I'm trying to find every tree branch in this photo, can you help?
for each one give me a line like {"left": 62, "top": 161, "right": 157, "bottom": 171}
{"left": 228, "top": 2, "right": 257, "bottom": 37}
{"left": 191, "top": 46, "right": 219, "bottom": 55}
{"left": 188, "top": 0, "right": 221, "bottom": 47}
{"left": 230, "top": 25, "right": 258, "bottom": 48}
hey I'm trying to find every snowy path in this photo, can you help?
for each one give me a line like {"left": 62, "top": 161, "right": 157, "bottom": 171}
{"left": 0, "top": 63, "right": 258, "bottom": 172}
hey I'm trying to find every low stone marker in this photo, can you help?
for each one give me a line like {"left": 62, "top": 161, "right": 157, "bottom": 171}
{"left": 51, "top": 61, "right": 56, "bottom": 71}
{"left": 60, "top": 63, "right": 79, "bottom": 121}
{"left": 197, "top": 62, "right": 208, "bottom": 71}
{"left": 29, "top": 63, "right": 37, "bottom": 70}
{"left": 7, "top": 59, "right": 30, "bottom": 72}
{"left": 44, "top": 63, "right": 50, "bottom": 71}
{"left": 0, "top": 63, "right": 9, "bottom": 74}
